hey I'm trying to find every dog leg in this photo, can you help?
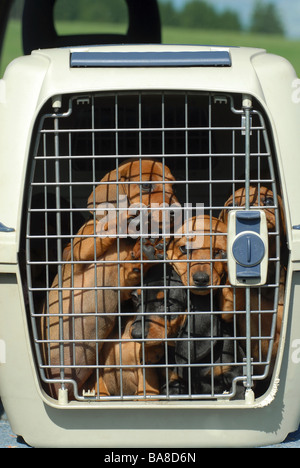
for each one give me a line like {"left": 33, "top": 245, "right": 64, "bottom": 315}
{"left": 160, "top": 369, "right": 187, "bottom": 395}
{"left": 71, "top": 219, "right": 117, "bottom": 271}
{"left": 41, "top": 260, "right": 119, "bottom": 399}
{"left": 220, "top": 282, "right": 247, "bottom": 323}
{"left": 220, "top": 283, "right": 235, "bottom": 322}
{"left": 220, "top": 285, "right": 234, "bottom": 322}
{"left": 136, "top": 367, "right": 160, "bottom": 397}
{"left": 83, "top": 372, "right": 111, "bottom": 398}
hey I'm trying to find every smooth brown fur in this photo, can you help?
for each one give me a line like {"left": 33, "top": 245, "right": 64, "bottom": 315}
{"left": 41, "top": 239, "right": 148, "bottom": 400}
{"left": 72, "top": 159, "right": 179, "bottom": 267}
{"left": 85, "top": 317, "right": 164, "bottom": 398}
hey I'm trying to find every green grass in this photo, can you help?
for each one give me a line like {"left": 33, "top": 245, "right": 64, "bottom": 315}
{"left": 0, "top": 20, "right": 23, "bottom": 75}
{"left": 164, "top": 27, "right": 300, "bottom": 75}
{"left": 1, "top": 20, "right": 300, "bottom": 76}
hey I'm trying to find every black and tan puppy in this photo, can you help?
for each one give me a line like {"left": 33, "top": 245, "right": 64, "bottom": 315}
{"left": 130, "top": 263, "right": 187, "bottom": 345}
{"left": 169, "top": 294, "right": 246, "bottom": 399}
{"left": 130, "top": 263, "right": 188, "bottom": 396}
{"left": 130, "top": 263, "right": 245, "bottom": 399}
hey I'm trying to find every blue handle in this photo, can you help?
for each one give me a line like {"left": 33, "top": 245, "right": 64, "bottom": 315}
{"left": 0, "top": 222, "right": 15, "bottom": 233}
{"left": 70, "top": 51, "right": 231, "bottom": 68}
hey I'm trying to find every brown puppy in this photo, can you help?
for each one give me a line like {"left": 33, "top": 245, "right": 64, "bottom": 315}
{"left": 220, "top": 267, "right": 285, "bottom": 377}
{"left": 88, "top": 158, "right": 178, "bottom": 213}
{"left": 41, "top": 238, "right": 148, "bottom": 400}
{"left": 166, "top": 215, "right": 227, "bottom": 294}
{"left": 85, "top": 264, "right": 188, "bottom": 399}
{"left": 85, "top": 316, "right": 164, "bottom": 398}
{"left": 72, "top": 159, "right": 179, "bottom": 268}
{"left": 219, "top": 186, "right": 286, "bottom": 376}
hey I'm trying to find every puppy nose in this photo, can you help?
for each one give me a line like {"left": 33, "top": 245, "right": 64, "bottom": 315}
{"left": 131, "top": 320, "right": 150, "bottom": 339}
{"left": 192, "top": 271, "right": 210, "bottom": 287}
{"left": 131, "top": 321, "right": 143, "bottom": 339}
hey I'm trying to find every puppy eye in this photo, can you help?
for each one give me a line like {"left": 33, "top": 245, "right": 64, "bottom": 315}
{"left": 179, "top": 245, "right": 187, "bottom": 255}
{"left": 214, "top": 249, "right": 227, "bottom": 259}
{"left": 133, "top": 268, "right": 141, "bottom": 273}
{"left": 141, "top": 183, "right": 154, "bottom": 193}
{"left": 264, "top": 197, "right": 274, "bottom": 206}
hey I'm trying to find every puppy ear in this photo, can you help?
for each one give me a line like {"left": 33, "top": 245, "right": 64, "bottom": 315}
{"left": 163, "top": 164, "right": 176, "bottom": 182}
{"left": 120, "top": 161, "right": 138, "bottom": 181}
{"left": 218, "top": 209, "right": 226, "bottom": 223}
{"left": 62, "top": 243, "right": 71, "bottom": 261}
{"left": 87, "top": 167, "right": 127, "bottom": 211}
{"left": 166, "top": 239, "right": 175, "bottom": 260}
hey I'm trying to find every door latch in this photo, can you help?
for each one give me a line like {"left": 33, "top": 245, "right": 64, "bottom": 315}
{"left": 227, "top": 210, "right": 268, "bottom": 286}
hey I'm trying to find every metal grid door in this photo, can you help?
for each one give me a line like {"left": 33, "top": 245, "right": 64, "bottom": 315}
{"left": 22, "top": 91, "right": 285, "bottom": 403}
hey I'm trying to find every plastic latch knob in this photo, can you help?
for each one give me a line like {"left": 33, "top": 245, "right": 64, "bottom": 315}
{"left": 227, "top": 210, "right": 268, "bottom": 286}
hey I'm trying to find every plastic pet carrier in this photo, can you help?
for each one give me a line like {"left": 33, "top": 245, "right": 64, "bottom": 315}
{"left": 0, "top": 43, "right": 300, "bottom": 448}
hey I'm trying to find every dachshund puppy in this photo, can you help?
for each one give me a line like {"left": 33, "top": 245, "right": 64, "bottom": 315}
{"left": 168, "top": 294, "right": 246, "bottom": 399}
{"left": 84, "top": 263, "right": 185, "bottom": 399}
{"left": 41, "top": 238, "right": 147, "bottom": 400}
{"left": 129, "top": 256, "right": 245, "bottom": 399}
{"left": 166, "top": 215, "right": 227, "bottom": 295}
{"left": 88, "top": 158, "right": 178, "bottom": 214}
{"left": 130, "top": 263, "right": 187, "bottom": 397}
{"left": 72, "top": 159, "right": 179, "bottom": 268}
{"left": 130, "top": 263, "right": 187, "bottom": 343}
{"left": 219, "top": 186, "right": 286, "bottom": 377}
{"left": 84, "top": 316, "right": 164, "bottom": 398}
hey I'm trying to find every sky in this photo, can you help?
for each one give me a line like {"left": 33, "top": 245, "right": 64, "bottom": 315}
{"left": 170, "top": 0, "right": 300, "bottom": 38}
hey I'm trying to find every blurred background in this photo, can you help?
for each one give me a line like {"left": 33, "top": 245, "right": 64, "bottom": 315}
{"left": 1, "top": 0, "right": 300, "bottom": 76}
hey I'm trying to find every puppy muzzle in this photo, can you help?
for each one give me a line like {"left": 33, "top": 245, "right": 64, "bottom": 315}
{"left": 192, "top": 271, "right": 210, "bottom": 287}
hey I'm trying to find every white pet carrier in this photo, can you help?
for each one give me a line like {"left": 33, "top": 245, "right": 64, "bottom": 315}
{"left": 0, "top": 44, "right": 300, "bottom": 448}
